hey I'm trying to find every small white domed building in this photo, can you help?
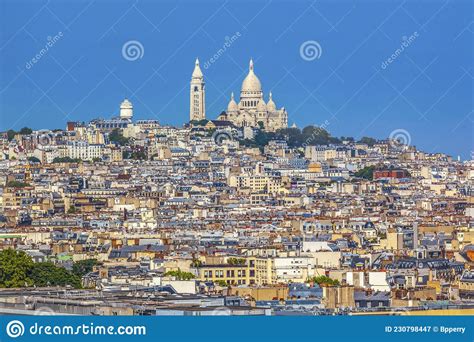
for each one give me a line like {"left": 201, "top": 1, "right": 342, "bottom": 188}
{"left": 119, "top": 98, "right": 133, "bottom": 120}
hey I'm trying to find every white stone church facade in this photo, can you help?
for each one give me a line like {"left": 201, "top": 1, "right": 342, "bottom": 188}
{"left": 189, "top": 59, "right": 288, "bottom": 132}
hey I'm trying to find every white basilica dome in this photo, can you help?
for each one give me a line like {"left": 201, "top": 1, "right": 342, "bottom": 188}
{"left": 257, "top": 98, "right": 267, "bottom": 112}
{"left": 266, "top": 92, "right": 276, "bottom": 112}
{"left": 241, "top": 59, "right": 262, "bottom": 93}
{"left": 227, "top": 92, "right": 238, "bottom": 112}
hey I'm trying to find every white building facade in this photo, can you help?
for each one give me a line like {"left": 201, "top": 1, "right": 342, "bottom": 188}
{"left": 219, "top": 59, "right": 288, "bottom": 132}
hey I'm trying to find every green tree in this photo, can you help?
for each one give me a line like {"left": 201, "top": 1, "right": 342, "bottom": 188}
{"left": 278, "top": 127, "right": 303, "bottom": 147}
{"left": 72, "top": 259, "right": 100, "bottom": 277}
{"left": 67, "top": 206, "right": 77, "bottom": 214}
{"left": 215, "top": 280, "right": 228, "bottom": 287}
{"left": 190, "top": 119, "right": 209, "bottom": 126}
{"left": 123, "top": 150, "right": 147, "bottom": 160}
{"left": 28, "top": 156, "right": 41, "bottom": 163}
{"left": 239, "top": 125, "right": 342, "bottom": 149}
{"left": 340, "top": 136, "right": 355, "bottom": 142}
{"left": 0, "top": 249, "right": 83, "bottom": 289}
{"left": 191, "top": 259, "right": 202, "bottom": 267}
{"left": 52, "top": 157, "right": 81, "bottom": 163}
{"left": 164, "top": 269, "right": 195, "bottom": 280}
{"left": 306, "top": 275, "right": 340, "bottom": 286}
{"left": 0, "top": 249, "right": 34, "bottom": 287}
{"left": 6, "top": 181, "right": 30, "bottom": 188}
{"left": 358, "top": 136, "right": 377, "bottom": 147}
{"left": 130, "top": 151, "right": 147, "bottom": 160}
{"left": 239, "top": 125, "right": 377, "bottom": 150}
{"left": 29, "top": 262, "right": 81, "bottom": 288}
{"left": 7, "top": 130, "right": 16, "bottom": 141}
{"left": 355, "top": 166, "right": 375, "bottom": 180}
{"left": 239, "top": 129, "right": 277, "bottom": 151}
{"left": 19, "top": 127, "right": 33, "bottom": 135}
{"left": 227, "top": 257, "right": 246, "bottom": 265}
{"left": 109, "top": 129, "right": 130, "bottom": 146}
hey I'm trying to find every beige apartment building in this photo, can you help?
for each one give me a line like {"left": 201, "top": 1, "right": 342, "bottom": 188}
{"left": 228, "top": 175, "right": 283, "bottom": 194}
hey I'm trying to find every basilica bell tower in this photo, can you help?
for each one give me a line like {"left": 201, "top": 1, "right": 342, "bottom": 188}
{"left": 189, "top": 58, "right": 206, "bottom": 121}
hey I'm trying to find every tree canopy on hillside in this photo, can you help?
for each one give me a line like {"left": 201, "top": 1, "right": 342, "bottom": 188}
{"left": 0, "top": 249, "right": 85, "bottom": 289}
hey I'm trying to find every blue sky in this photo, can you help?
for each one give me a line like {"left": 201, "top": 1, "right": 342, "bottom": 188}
{"left": 0, "top": 0, "right": 472, "bottom": 159}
